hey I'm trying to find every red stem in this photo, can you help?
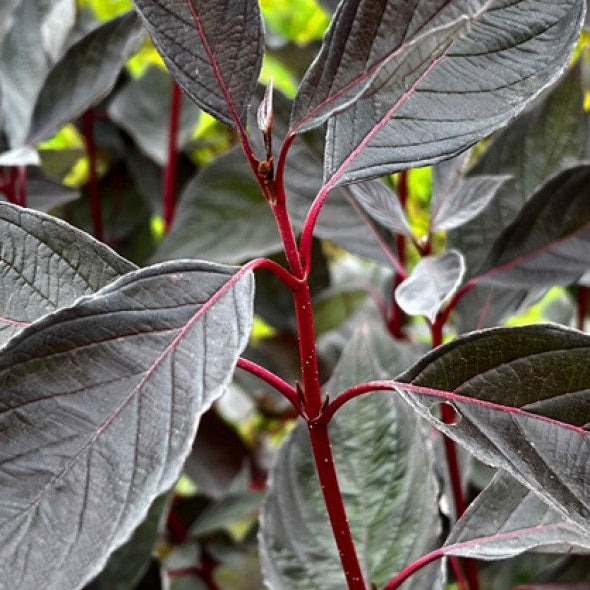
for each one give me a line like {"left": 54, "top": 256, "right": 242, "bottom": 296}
{"left": 82, "top": 110, "right": 102, "bottom": 241}
{"left": 388, "top": 171, "right": 408, "bottom": 338}
{"left": 308, "top": 422, "right": 367, "bottom": 590}
{"left": 578, "top": 286, "right": 588, "bottom": 332}
{"left": 236, "top": 357, "right": 301, "bottom": 412}
{"left": 382, "top": 547, "right": 445, "bottom": 590}
{"left": 16, "top": 166, "right": 27, "bottom": 207}
{"left": 163, "top": 81, "right": 182, "bottom": 232}
{"left": 5, "top": 168, "right": 18, "bottom": 204}
{"left": 431, "top": 319, "right": 479, "bottom": 590}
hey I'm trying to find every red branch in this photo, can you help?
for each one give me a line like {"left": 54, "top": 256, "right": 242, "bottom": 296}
{"left": 163, "top": 81, "right": 182, "bottom": 232}
{"left": 82, "top": 110, "right": 102, "bottom": 241}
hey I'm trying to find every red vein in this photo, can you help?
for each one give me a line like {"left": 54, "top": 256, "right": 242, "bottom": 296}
{"left": 299, "top": 50, "right": 450, "bottom": 270}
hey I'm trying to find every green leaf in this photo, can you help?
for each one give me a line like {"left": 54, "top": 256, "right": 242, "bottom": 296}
{"left": 27, "top": 11, "right": 145, "bottom": 144}
{"left": 0, "top": 202, "right": 135, "bottom": 347}
{"left": 260, "top": 321, "right": 439, "bottom": 589}
{"left": 131, "top": 0, "right": 264, "bottom": 128}
{"left": 323, "top": 0, "right": 584, "bottom": 185}
{"left": 153, "top": 148, "right": 282, "bottom": 264}
{"left": 0, "top": 259, "right": 254, "bottom": 590}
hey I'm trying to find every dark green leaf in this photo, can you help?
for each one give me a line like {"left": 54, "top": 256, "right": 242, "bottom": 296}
{"left": 27, "top": 11, "right": 145, "bottom": 144}
{"left": 0, "top": 259, "right": 254, "bottom": 590}
{"left": 108, "top": 66, "right": 200, "bottom": 166}
{"left": 0, "top": 201, "right": 134, "bottom": 346}
{"left": 399, "top": 324, "right": 590, "bottom": 530}
{"left": 395, "top": 250, "right": 465, "bottom": 322}
{"left": 260, "top": 322, "right": 439, "bottom": 590}
{"left": 324, "top": 1, "right": 584, "bottom": 185}
{"left": 153, "top": 148, "right": 282, "bottom": 264}
{"left": 131, "top": 0, "right": 264, "bottom": 128}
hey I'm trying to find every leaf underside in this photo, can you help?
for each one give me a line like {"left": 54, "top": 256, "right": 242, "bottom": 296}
{"left": 0, "top": 260, "right": 254, "bottom": 590}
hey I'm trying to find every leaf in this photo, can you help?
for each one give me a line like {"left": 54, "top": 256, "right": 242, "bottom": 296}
{"left": 397, "top": 324, "right": 590, "bottom": 531}
{"left": 131, "top": 0, "right": 264, "bottom": 128}
{"left": 189, "top": 492, "right": 264, "bottom": 538}
{"left": 0, "top": 0, "right": 50, "bottom": 147}
{"left": 323, "top": 1, "right": 584, "bottom": 185}
{"left": 430, "top": 174, "right": 510, "bottom": 233}
{"left": 474, "top": 164, "right": 590, "bottom": 289}
{"left": 444, "top": 471, "right": 590, "bottom": 561}
{"left": 0, "top": 146, "right": 40, "bottom": 166}
{"left": 85, "top": 494, "right": 169, "bottom": 590}
{"left": 284, "top": 138, "right": 399, "bottom": 267}
{"left": 260, "top": 321, "right": 440, "bottom": 590}
{"left": 0, "top": 259, "right": 254, "bottom": 590}
{"left": 153, "top": 148, "right": 282, "bottom": 264}
{"left": 163, "top": 543, "right": 208, "bottom": 590}
{"left": 0, "top": 201, "right": 135, "bottom": 346}
{"left": 349, "top": 180, "right": 411, "bottom": 236}
{"left": 108, "top": 66, "right": 200, "bottom": 166}
{"left": 395, "top": 250, "right": 465, "bottom": 322}
{"left": 448, "top": 62, "right": 588, "bottom": 331}
{"left": 27, "top": 11, "right": 145, "bottom": 144}
{"left": 21, "top": 166, "right": 80, "bottom": 211}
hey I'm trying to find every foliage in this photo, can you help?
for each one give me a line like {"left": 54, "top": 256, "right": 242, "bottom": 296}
{"left": 1, "top": 1, "right": 590, "bottom": 590}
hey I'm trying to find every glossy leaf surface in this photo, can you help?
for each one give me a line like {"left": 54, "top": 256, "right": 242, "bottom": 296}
{"left": 399, "top": 324, "right": 590, "bottom": 530}
{"left": 395, "top": 250, "right": 465, "bottom": 322}
{"left": 260, "top": 322, "right": 439, "bottom": 589}
{"left": 0, "top": 202, "right": 135, "bottom": 346}
{"left": 27, "top": 11, "right": 144, "bottom": 144}
{"left": 0, "top": 259, "right": 254, "bottom": 590}
{"left": 131, "top": 0, "right": 264, "bottom": 128}
{"left": 323, "top": 0, "right": 584, "bottom": 185}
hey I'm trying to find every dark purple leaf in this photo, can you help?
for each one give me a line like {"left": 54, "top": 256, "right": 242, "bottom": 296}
{"left": 395, "top": 250, "right": 465, "bottom": 322}
{"left": 444, "top": 471, "right": 590, "bottom": 560}
{"left": 27, "top": 11, "right": 144, "bottom": 145}
{"left": 323, "top": 1, "right": 584, "bottom": 185}
{"left": 349, "top": 180, "right": 411, "bottom": 236}
{"left": 153, "top": 148, "right": 282, "bottom": 264}
{"left": 108, "top": 65, "right": 200, "bottom": 166}
{"left": 430, "top": 174, "right": 510, "bottom": 233}
{"left": 131, "top": 0, "right": 264, "bottom": 128}
{"left": 0, "top": 259, "right": 254, "bottom": 590}
{"left": 398, "top": 324, "right": 590, "bottom": 530}
{"left": 449, "top": 63, "right": 588, "bottom": 331}
{"left": 473, "top": 164, "right": 590, "bottom": 289}
{"left": 0, "top": 201, "right": 135, "bottom": 347}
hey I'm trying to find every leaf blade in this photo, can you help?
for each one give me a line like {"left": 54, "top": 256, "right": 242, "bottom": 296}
{"left": 131, "top": 0, "right": 264, "bottom": 128}
{"left": 0, "top": 259, "right": 254, "bottom": 590}
{"left": 324, "top": 0, "right": 584, "bottom": 185}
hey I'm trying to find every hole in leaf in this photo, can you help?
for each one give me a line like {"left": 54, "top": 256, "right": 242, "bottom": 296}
{"left": 428, "top": 401, "right": 461, "bottom": 426}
